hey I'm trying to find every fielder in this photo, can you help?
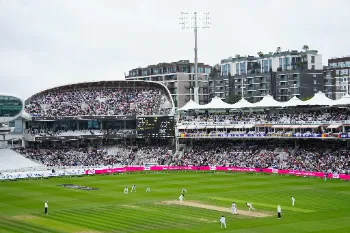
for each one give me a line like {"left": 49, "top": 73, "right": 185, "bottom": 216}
{"left": 220, "top": 215, "right": 226, "bottom": 229}
{"left": 146, "top": 187, "right": 151, "bottom": 192}
{"left": 291, "top": 196, "right": 295, "bottom": 206}
{"left": 277, "top": 205, "right": 282, "bottom": 219}
{"left": 246, "top": 202, "right": 255, "bottom": 211}
{"left": 44, "top": 201, "right": 48, "bottom": 215}
{"left": 131, "top": 185, "right": 136, "bottom": 192}
{"left": 182, "top": 188, "right": 187, "bottom": 194}
{"left": 231, "top": 202, "right": 237, "bottom": 214}
{"left": 179, "top": 194, "right": 184, "bottom": 203}
{"left": 124, "top": 187, "right": 128, "bottom": 194}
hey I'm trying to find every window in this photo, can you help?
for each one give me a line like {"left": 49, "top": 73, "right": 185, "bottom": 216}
{"left": 339, "top": 62, "right": 345, "bottom": 68}
{"left": 240, "top": 62, "right": 246, "bottom": 74}
{"left": 279, "top": 58, "right": 283, "bottom": 68}
{"left": 311, "top": 56, "right": 315, "bottom": 63}
{"left": 329, "top": 63, "right": 337, "bottom": 68}
{"left": 236, "top": 63, "right": 239, "bottom": 74}
{"left": 312, "top": 65, "right": 315, "bottom": 70}
{"left": 346, "top": 61, "right": 350, "bottom": 67}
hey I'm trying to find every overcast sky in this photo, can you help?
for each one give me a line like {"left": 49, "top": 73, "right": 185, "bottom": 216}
{"left": 1, "top": 0, "right": 350, "bottom": 98}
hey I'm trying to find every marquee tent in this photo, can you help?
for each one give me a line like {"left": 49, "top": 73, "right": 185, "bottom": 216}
{"left": 281, "top": 96, "right": 306, "bottom": 107}
{"left": 177, "top": 99, "right": 200, "bottom": 111}
{"left": 253, "top": 94, "right": 282, "bottom": 108}
{"left": 231, "top": 98, "right": 254, "bottom": 109}
{"left": 333, "top": 94, "right": 350, "bottom": 106}
{"left": 303, "top": 91, "right": 334, "bottom": 106}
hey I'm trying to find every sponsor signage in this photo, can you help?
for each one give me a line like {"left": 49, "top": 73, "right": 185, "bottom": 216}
{"left": 85, "top": 166, "right": 350, "bottom": 181}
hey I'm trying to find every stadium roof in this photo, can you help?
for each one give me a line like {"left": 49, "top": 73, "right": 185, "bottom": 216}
{"left": 281, "top": 96, "right": 306, "bottom": 107}
{"left": 253, "top": 94, "right": 282, "bottom": 108}
{"left": 178, "top": 92, "right": 346, "bottom": 111}
{"left": 303, "top": 91, "right": 334, "bottom": 106}
{"left": 200, "top": 97, "right": 233, "bottom": 109}
{"left": 334, "top": 94, "right": 350, "bottom": 106}
{"left": 231, "top": 98, "right": 254, "bottom": 108}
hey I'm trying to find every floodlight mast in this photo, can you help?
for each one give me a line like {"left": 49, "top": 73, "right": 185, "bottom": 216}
{"left": 180, "top": 12, "right": 210, "bottom": 104}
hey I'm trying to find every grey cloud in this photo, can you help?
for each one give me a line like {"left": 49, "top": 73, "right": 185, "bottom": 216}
{"left": 1, "top": 0, "right": 350, "bottom": 98}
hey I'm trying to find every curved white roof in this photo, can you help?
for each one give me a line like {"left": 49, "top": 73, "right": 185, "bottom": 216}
{"left": 0, "top": 92, "right": 25, "bottom": 123}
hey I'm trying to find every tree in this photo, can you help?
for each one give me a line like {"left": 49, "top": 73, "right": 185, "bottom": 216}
{"left": 226, "top": 94, "right": 241, "bottom": 104}
{"left": 257, "top": 51, "right": 264, "bottom": 58}
{"left": 301, "top": 96, "right": 313, "bottom": 101}
{"left": 276, "top": 47, "right": 281, "bottom": 53}
{"left": 302, "top": 45, "right": 309, "bottom": 52}
{"left": 235, "top": 54, "right": 240, "bottom": 58}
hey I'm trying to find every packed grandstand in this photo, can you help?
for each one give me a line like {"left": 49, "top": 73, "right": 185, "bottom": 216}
{"left": 1, "top": 80, "right": 350, "bottom": 180}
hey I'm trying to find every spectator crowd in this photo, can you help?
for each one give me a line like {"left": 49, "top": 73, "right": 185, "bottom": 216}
{"left": 25, "top": 87, "right": 171, "bottom": 117}
{"left": 180, "top": 109, "right": 350, "bottom": 125}
{"left": 11, "top": 141, "right": 350, "bottom": 174}
{"left": 13, "top": 144, "right": 171, "bottom": 167}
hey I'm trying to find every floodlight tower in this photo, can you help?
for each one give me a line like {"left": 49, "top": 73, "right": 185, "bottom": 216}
{"left": 180, "top": 12, "right": 210, "bottom": 104}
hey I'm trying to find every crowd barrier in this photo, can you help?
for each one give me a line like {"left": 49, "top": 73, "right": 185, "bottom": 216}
{"left": 85, "top": 166, "right": 350, "bottom": 180}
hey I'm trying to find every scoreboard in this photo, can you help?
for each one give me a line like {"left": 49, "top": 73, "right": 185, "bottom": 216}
{"left": 137, "top": 116, "right": 175, "bottom": 138}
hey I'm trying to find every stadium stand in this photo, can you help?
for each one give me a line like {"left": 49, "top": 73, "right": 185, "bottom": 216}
{"left": 0, "top": 149, "right": 43, "bottom": 171}
{"left": 24, "top": 81, "right": 173, "bottom": 117}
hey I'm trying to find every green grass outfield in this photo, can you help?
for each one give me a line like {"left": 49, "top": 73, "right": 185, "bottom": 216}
{"left": 0, "top": 171, "right": 349, "bottom": 233}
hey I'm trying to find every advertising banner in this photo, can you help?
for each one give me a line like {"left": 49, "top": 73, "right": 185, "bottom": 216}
{"left": 84, "top": 166, "right": 350, "bottom": 181}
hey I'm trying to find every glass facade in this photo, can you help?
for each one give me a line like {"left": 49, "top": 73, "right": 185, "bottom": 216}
{"left": 0, "top": 95, "right": 23, "bottom": 118}
{"left": 240, "top": 62, "right": 246, "bottom": 74}
{"left": 262, "top": 60, "right": 269, "bottom": 73}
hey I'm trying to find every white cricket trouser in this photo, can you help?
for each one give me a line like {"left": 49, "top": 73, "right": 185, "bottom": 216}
{"left": 292, "top": 201, "right": 295, "bottom": 206}
{"left": 249, "top": 206, "right": 255, "bottom": 211}
{"left": 221, "top": 222, "right": 226, "bottom": 228}
{"left": 232, "top": 207, "right": 237, "bottom": 214}
{"left": 179, "top": 198, "right": 183, "bottom": 203}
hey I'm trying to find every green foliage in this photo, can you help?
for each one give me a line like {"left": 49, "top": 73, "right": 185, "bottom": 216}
{"left": 226, "top": 94, "right": 241, "bottom": 104}
{"left": 302, "top": 96, "right": 313, "bottom": 101}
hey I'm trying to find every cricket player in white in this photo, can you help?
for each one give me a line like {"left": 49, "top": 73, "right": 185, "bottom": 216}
{"left": 44, "top": 201, "right": 48, "bottom": 215}
{"left": 246, "top": 202, "right": 255, "bottom": 211}
{"left": 182, "top": 188, "right": 187, "bottom": 193}
{"left": 179, "top": 194, "right": 184, "bottom": 203}
{"left": 131, "top": 185, "right": 136, "bottom": 192}
{"left": 231, "top": 202, "right": 237, "bottom": 214}
{"left": 220, "top": 216, "right": 226, "bottom": 229}
{"left": 124, "top": 187, "right": 128, "bottom": 194}
{"left": 146, "top": 187, "right": 151, "bottom": 192}
{"left": 277, "top": 205, "right": 282, "bottom": 219}
{"left": 291, "top": 196, "right": 295, "bottom": 206}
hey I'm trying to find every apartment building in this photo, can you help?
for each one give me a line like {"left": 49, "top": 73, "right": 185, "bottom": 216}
{"left": 324, "top": 57, "right": 350, "bottom": 100}
{"left": 221, "top": 49, "right": 323, "bottom": 102}
{"left": 126, "top": 60, "right": 212, "bottom": 108}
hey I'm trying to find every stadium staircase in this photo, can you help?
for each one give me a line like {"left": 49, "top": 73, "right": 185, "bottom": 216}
{"left": 0, "top": 149, "right": 44, "bottom": 172}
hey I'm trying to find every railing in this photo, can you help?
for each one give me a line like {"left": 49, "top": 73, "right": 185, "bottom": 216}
{"left": 178, "top": 120, "right": 350, "bottom": 125}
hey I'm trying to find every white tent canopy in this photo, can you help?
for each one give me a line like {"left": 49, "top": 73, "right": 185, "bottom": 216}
{"left": 334, "top": 94, "right": 350, "bottom": 106}
{"left": 199, "top": 96, "right": 233, "bottom": 109}
{"left": 253, "top": 94, "right": 282, "bottom": 108}
{"left": 178, "top": 99, "right": 200, "bottom": 111}
{"left": 231, "top": 98, "right": 254, "bottom": 109}
{"left": 303, "top": 91, "right": 334, "bottom": 106}
{"left": 282, "top": 96, "right": 306, "bottom": 107}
